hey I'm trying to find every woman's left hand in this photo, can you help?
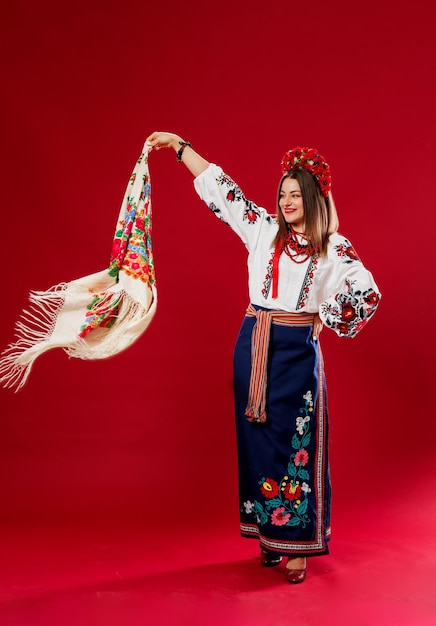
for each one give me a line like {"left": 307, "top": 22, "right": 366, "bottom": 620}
{"left": 313, "top": 313, "right": 324, "bottom": 341}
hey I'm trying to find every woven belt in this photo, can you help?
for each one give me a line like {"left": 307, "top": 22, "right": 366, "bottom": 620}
{"left": 244, "top": 304, "right": 315, "bottom": 424}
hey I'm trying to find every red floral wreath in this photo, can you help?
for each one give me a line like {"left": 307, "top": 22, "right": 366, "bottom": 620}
{"left": 281, "top": 147, "right": 331, "bottom": 197}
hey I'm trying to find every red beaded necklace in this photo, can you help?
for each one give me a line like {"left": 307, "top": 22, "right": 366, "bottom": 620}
{"left": 271, "top": 229, "right": 318, "bottom": 298}
{"left": 283, "top": 228, "right": 318, "bottom": 264}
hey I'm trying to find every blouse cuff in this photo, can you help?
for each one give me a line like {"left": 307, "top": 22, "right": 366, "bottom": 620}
{"left": 319, "top": 278, "right": 381, "bottom": 338}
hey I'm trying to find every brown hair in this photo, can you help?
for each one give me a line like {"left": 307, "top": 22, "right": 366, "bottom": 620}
{"left": 273, "top": 169, "right": 331, "bottom": 256}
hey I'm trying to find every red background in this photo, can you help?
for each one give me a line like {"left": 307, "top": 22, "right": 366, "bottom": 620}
{"left": 0, "top": 0, "right": 434, "bottom": 534}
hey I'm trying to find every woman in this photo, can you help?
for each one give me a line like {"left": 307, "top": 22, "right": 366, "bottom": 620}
{"left": 146, "top": 131, "right": 381, "bottom": 583}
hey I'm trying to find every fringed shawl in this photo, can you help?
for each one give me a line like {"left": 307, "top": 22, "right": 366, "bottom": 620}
{"left": 0, "top": 143, "right": 157, "bottom": 391}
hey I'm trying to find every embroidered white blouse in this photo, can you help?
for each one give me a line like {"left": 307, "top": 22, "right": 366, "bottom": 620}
{"left": 194, "top": 164, "right": 381, "bottom": 338}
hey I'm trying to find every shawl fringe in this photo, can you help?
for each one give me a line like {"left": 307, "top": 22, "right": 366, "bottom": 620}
{"left": 0, "top": 279, "right": 156, "bottom": 392}
{"left": 0, "top": 285, "right": 68, "bottom": 391}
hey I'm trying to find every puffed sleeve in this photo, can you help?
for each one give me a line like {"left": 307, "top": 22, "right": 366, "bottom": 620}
{"left": 318, "top": 234, "right": 381, "bottom": 337}
{"left": 194, "top": 163, "right": 276, "bottom": 251}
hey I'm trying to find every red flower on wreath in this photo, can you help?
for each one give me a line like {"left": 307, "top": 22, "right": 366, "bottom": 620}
{"left": 246, "top": 209, "right": 257, "bottom": 222}
{"left": 283, "top": 481, "right": 302, "bottom": 501}
{"left": 227, "top": 190, "right": 236, "bottom": 201}
{"left": 280, "top": 147, "right": 331, "bottom": 197}
{"left": 260, "top": 478, "right": 279, "bottom": 499}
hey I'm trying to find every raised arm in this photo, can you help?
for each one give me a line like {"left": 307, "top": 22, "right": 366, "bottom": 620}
{"left": 145, "top": 131, "right": 209, "bottom": 178}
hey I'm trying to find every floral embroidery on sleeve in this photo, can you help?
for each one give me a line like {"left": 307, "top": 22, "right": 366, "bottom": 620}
{"left": 216, "top": 172, "right": 263, "bottom": 225}
{"left": 320, "top": 278, "right": 380, "bottom": 337}
{"left": 242, "top": 391, "right": 314, "bottom": 529}
{"left": 334, "top": 239, "right": 360, "bottom": 263}
{"left": 208, "top": 201, "right": 229, "bottom": 225}
{"left": 244, "top": 205, "right": 262, "bottom": 223}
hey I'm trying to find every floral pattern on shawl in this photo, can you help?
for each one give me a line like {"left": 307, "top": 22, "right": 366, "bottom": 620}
{"left": 80, "top": 169, "right": 156, "bottom": 338}
{"left": 109, "top": 174, "right": 155, "bottom": 285}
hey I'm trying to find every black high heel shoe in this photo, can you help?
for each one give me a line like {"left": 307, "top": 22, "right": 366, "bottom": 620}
{"left": 260, "top": 550, "right": 283, "bottom": 567}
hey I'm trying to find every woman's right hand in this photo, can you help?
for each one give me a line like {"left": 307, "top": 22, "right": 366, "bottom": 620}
{"left": 145, "top": 131, "right": 183, "bottom": 151}
{"left": 145, "top": 131, "right": 210, "bottom": 178}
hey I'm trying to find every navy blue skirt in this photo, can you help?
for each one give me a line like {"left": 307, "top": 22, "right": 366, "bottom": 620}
{"left": 233, "top": 305, "right": 331, "bottom": 557}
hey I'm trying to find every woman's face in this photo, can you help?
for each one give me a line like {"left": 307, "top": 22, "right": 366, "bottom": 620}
{"left": 279, "top": 177, "right": 305, "bottom": 231}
